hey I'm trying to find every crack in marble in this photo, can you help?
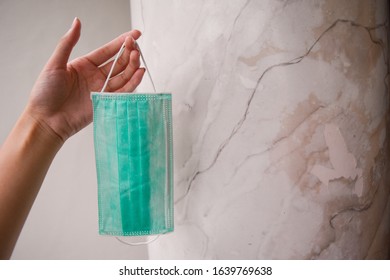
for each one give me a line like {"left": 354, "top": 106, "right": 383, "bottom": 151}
{"left": 224, "top": 148, "right": 269, "bottom": 186}
{"left": 176, "top": 19, "right": 388, "bottom": 204}
{"left": 226, "top": 0, "right": 250, "bottom": 44}
{"left": 329, "top": 180, "right": 380, "bottom": 230}
{"left": 358, "top": 21, "right": 388, "bottom": 61}
{"left": 196, "top": 0, "right": 250, "bottom": 156}
{"left": 311, "top": 189, "right": 381, "bottom": 259}
{"left": 175, "top": 1, "right": 250, "bottom": 201}
{"left": 322, "top": 182, "right": 380, "bottom": 259}
{"left": 295, "top": 165, "right": 382, "bottom": 259}
{"left": 352, "top": 20, "right": 389, "bottom": 100}
{"left": 176, "top": 0, "right": 250, "bottom": 184}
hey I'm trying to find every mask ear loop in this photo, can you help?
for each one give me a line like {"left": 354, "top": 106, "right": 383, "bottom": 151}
{"left": 99, "top": 38, "right": 161, "bottom": 246}
{"left": 100, "top": 40, "right": 157, "bottom": 93}
{"left": 115, "top": 235, "right": 160, "bottom": 246}
{"left": 135, "top": 41, "right": 157, "bottom": 93}
{"left": 100, "top": 42, "right": 126, "bottom": 92}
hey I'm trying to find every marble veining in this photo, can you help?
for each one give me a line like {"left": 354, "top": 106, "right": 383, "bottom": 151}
{"left": 131, "top": 0, "right": 390, "bottom": 259}
{"left": 179, "top": 18, "right": 388, "bottom": 204}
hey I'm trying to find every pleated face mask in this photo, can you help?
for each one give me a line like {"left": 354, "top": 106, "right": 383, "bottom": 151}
{"left": 91, "top": 41, "right": 174, "bottom": 237}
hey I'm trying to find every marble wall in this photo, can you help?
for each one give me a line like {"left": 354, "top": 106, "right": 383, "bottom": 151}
{"left": 130, "top": 0, "right": 390, "bottom": 259}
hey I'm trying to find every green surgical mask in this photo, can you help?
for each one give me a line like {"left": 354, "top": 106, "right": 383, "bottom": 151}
{"left": 91, "top": 42, "right": 174, "bottom": 237}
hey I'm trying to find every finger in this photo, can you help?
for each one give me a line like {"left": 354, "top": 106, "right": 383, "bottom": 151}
{"left": 118, "top": 68, "right": 146, "bottom": 92}
{"left": 85, "top": 30, "right": 141, "bottom": 67}
{"left": 98, "top": 36, "right": 136, "bottom": 77}
{"left": 103, "top": 50, "right": 141, "bottom": 91}
{"left": 46, "top": 17, "right": 81, "bottom": 70}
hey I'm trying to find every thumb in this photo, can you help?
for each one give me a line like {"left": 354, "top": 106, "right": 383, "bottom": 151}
{"left": 46, "top": 17, "right": 81, "bottom": 69}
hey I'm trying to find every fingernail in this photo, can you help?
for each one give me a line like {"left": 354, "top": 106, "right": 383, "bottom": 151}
{"left": 132, "top": 37, "right": 137, "bottom": 49}
{"left": 66, "top": 17, "right": 77, "bottom": 34}
{"left": 131, "top": 37, "right": 136, "bottom": 48}
{"left": 124, "top": 36, "right": 135, "bottom": 48}
{"left": 72, "top": 17, "right": 78, "bottom": 27}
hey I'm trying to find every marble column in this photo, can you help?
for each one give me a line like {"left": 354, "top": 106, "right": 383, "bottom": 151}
{"left": 130, "top": 0, "right": 390, "bottom": 259}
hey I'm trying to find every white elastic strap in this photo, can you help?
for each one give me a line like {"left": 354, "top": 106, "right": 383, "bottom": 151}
{"left": 115, "top": 235, "right": 160, "bottom": 246}
{"left": 135, "top": 41, "right": 157, "bottom": 93}
{"left": 100, "top": 40, "right": 157, "bottom": 93}
{"left": 100, "top": 42, "right": 126, "bottom": 92}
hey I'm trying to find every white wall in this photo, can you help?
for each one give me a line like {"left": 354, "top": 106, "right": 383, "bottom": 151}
{"left": 131, "top": 0, "right": 390, "bottom": 259}
{"left": 0, "top": 0, "right": 147, "bottom": 259}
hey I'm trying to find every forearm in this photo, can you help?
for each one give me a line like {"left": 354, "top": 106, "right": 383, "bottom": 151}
{"left": 0, "top": 110, "right": 63, "bottom": 259}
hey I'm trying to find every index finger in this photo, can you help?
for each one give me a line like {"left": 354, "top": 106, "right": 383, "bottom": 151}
{"left": 85, "top": 29, "right": 142, "bottom": 66}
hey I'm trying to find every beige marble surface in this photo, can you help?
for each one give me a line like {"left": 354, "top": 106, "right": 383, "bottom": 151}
{"left": 131, "top": 0, "right": 390, "bottom": 259}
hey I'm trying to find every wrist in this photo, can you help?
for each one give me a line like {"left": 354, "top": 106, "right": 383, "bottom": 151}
{"left": 22, "top": 105, "right": 67, "bottom": 146}
{"left": 19, "top": 109, "right": 65, "bottom": 150}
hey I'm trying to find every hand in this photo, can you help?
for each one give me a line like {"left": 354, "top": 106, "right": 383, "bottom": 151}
{"left": 26, "top": 18, "right": 145, "bottom": 142}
